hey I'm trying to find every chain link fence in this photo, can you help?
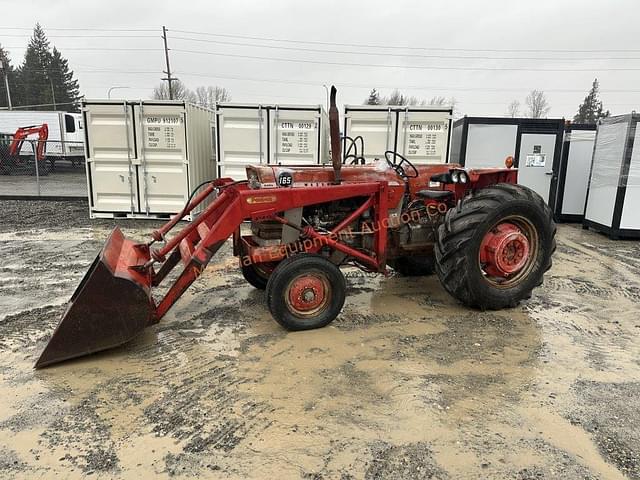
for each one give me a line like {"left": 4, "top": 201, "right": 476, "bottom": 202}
{"left": 0, "top": 137, "right": 87, "bottom": 198}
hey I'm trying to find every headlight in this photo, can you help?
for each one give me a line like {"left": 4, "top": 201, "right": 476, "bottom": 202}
{"left": 449, "top": 169, "right": 468, "bottom": 184}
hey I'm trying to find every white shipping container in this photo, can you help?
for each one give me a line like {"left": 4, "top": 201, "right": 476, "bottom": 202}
{"left": 450, "top": 117, "right": 565, "bottom": 213}
{"left": 216, "top": 104, "right": 328, "bottom": 179}
{"left": 82, "top": 100, "right": 216, "bottom": 219}
{"left": 583, "top": 113, "right": 640, "bottom": 239}
{"left": 0, "top": 110, "right": 84, "bottom": 158}
{"left": 343, "top": 105, "right": 452, "bottom": 164}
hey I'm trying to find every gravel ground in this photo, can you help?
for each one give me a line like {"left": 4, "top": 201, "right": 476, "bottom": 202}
{"left": 0, "top": 199, "right": 639, "bottom": 479}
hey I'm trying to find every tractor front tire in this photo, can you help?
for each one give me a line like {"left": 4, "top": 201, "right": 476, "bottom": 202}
{"left": 266, "top": 254, "right": 346, "bottom": 331}
{"left": 435, "top": 183, "right": 556, "bottom": 309}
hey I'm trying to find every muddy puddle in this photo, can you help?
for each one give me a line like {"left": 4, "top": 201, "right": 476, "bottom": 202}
{"left": 1, "top": 201, "right": 639, "bottom": 479}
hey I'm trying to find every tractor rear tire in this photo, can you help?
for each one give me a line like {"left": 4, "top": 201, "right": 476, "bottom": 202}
{"left": 390, "top": 255, "right": 435, "bottom": 276}
{"left": 241, "top": 261, "right": 271, "bottom": 290}
{"left": 266, "top": 254, "right": 346, "bottom": 331}
{"left": 435, "top": 183, "right": 556, "bottom": 310}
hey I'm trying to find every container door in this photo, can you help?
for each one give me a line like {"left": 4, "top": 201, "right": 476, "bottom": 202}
{"left": 344, "top": 108, "right": 397, "bottom": 163}
{"left": 463, "top": 124, "right": 518, "bottom": 168}
{"left": 85, "top": 103, "right": 138, "bottom": 213}
{"left": 517, "top": 133, "right": 558, "bottom": 203}
{"left": 561, "top": 130, "right": 596, "bottom": 216}
{"left": 584, "top": 121, "right": 628, "bottom": 227}
{"left": 399, "top": 109, "right": 451, "bottom": 164}
{"left": 619, "top": 124, "right": 640, "bottom": 229}
{"left": 135, "top": 104, "right": 188, "bottom": 214}
{"left": 270, "top": 108, "right": 320, "bottom": 166}
{"left": 217, "top": 106, "right": 267, "bottom": 180}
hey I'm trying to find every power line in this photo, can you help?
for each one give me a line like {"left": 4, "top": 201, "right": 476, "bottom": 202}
{"left": 176, "top": 71, "right": 640, "bottom": 93}
{"left": 70, "top": 66, "right": 640, "bottom": 93}
{"left": 170, "top": 36, "right": 640, "bottom": 62}
{"left": 4, "top": 46, "right": 162, "bottom": 51}
{"left": 0, "top": 26, "right": 157, "bottom": 32}
{"left": 171, "top": 29, "right": 640, "bottom": 54}
{"left": 170, "top": 48, "right": 640, "bottom": 72}
{"left": 1, "top": 34, "right": 157, "bottom": 38}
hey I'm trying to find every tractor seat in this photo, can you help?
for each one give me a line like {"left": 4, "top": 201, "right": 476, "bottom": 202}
{"left": 416, "top": 190, "right": 454, "bottom": 200}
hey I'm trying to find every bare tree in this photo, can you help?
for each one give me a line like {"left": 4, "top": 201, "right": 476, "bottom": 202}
{"left": 385, "top": 89, "right": 406, "bottom": 106}
{"left": 152, "top": 80, "right": 196, "bottom": 102}
{"left": 376, "top": 90, "right": 456, "bottom": 115}
{"left": 506, "top": 100, "right": 520, "bottom": 118}
{"left": 425, "top": 96, "right": 447, "bottom": 106}
{"left": 525, "top": 90, "right": 550, "bottom": 118}
{"left": 195, "top": 85, "right": 232, "bottom": 108}
{"left": 421, "top": 96, "right": 458, "bottom": 117}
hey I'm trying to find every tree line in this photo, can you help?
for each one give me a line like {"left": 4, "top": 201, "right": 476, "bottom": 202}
{"left": 364, "top": 88, "right": 457, "bottom": 110}
{"left": 0, "top": 24, "right": 80, "bottom": 112}
{"left": 506, "top": 79, "right": 610, "bottom": 123}
{"left": 152, "top": 79, "right": 232, "bottom": 108}
{"left": 364, "top": 79, "right": 611, "bottom": 124}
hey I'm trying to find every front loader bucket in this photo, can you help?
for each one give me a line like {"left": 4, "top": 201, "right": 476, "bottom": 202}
{"left": 35, "top": 227, "right": 154, "bottom": 368}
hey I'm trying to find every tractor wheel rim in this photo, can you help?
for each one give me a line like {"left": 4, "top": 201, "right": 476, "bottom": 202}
{"left": 479, "top": 216, "right": 538, "bottom": 288}
{"left": 286, "top": 273, "right": 330, "bottom": 317}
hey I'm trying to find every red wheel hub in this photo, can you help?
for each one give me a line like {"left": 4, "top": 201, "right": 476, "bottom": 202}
{"left": 287, "top": 275, "right": 326, "bottom": 312}
{"left": 480, "top": 222, "right": 530, "bottom": 277}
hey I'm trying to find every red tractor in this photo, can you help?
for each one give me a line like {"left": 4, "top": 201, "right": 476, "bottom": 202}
{"left": 36, "top": 87, "right": 555, "bottom": 368}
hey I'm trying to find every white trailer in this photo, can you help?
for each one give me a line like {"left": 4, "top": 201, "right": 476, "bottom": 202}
{"left": 0, "top": 110, "right": 84, "bottom": 160}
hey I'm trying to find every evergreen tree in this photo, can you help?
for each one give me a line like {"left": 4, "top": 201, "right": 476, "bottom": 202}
{"left": 18, "top": 23, "right": 54, "bottom": 109}
{"left": 574, "top": 78, "right": 610, "bottom": 124}
{"left": 49, "top": 47, "right": 81, "bottom": 112}
{"left": 0, "top": 45, "right": 18, "bottom": 109}
{"left": 364, "top": 88, "right": 381, "bottom": 105}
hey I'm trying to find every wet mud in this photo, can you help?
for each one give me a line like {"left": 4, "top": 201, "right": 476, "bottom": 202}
{"left": 0, "top": 200, "right": 639, "bottom": 479}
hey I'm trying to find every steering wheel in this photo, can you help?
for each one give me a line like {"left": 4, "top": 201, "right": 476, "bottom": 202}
{"left": 384, "top": 151, "right": 419, "bottom": 179}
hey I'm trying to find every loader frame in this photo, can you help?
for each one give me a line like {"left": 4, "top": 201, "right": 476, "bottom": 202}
{"left": 146, "top": 178, "right": 391, "bottom": 322}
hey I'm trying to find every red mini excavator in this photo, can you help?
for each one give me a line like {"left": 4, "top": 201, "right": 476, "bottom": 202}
{"left": 36, "top": 87, "right": 555, "bottom": 368}
{"left": 0, "top": 124, "right": 49, "bottom": 175}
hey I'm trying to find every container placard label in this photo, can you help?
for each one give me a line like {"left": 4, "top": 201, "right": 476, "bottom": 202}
{"left": 526, "top": 154, "right": 546, "bottom": 167}
{"left": 144, "top": 116, "right": 184, "bottom": 150}
{"left": 405, "top": 122, "right": 447, "bottom": 159}
{"left": 278, "top": 121, "right": 315, "bottom": 156}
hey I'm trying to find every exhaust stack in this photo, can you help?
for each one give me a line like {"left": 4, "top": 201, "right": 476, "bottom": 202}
{"left": 329, "top": 85, "right": 342, "bottom": 184}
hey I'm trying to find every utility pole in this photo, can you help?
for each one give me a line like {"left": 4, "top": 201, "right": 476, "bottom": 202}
{"left": 48, "top": 77, "right": 57, "bottom": 110}
{"left": 1, "top": 60, "right": 12, "bottom": 110}
{"left": 161, "top": 26, "right": 175, "bottom": 100}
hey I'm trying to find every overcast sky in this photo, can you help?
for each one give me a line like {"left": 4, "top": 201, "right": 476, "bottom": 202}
{"left": 1, "top": 0, "right": 639, "bottom": 118}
